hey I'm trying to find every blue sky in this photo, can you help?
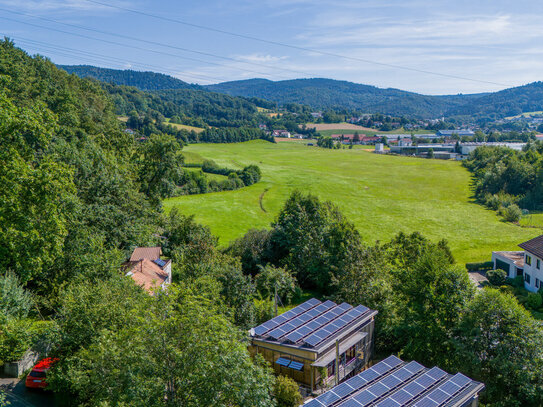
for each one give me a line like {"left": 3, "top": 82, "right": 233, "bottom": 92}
{"left": 1, "top": 0, "right": 542, "bottom": 94}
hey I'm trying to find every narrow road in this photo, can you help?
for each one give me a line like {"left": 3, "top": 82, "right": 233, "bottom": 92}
{"left": 0, "top": 378, "right": 57, "bottom": 407}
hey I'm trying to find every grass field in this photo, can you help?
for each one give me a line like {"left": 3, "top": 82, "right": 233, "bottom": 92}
{"left": 164, "top": 140, "right": 538, "bottom": 264}
{"left": 163, "top": 118, "right": 205, "bottom": 133}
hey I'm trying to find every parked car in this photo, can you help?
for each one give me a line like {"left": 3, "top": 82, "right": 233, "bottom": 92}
{"left": 25, "top": 357, "right": 58, "bottom": 389}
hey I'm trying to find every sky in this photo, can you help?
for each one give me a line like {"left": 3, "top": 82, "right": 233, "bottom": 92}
{"left": 1, "top": 0, "right": 542, "bottom": 94}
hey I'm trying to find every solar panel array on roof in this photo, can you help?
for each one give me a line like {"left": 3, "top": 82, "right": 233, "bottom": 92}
{"left": 252, "top": 298, "right": 373, "bottom": 349}
{"left": 253, "top": 298, "right": 321, "bottom": 336}
{"left": 302, "top": 356, "right": 483, "bottom": 407}
{"left": 303, "top": 305, "right": 370, "bottom": 348}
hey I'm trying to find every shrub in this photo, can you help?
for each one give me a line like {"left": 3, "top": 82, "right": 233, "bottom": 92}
{"left": 253, "top": 297, "right": 274, "bottom": 325}
{"left": 465, "top": 261, "right": 494, "bottom": 271}
{"left": 486, "top": 269, "right": 507, "bottom": 286}
{"left": 527, "top": 292, "right": 543, "bottom": 309}
{"left": 509, "top": 275, "right": 524, "bottom": 288}
{"left": 274, "top": 375, "right": 302, "bottom": 407}
{"left": 499, "top": 204, "right": 522, "bottom": 222}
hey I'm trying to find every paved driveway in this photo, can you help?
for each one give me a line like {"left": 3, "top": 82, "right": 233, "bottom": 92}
{"left": 0, "top": 378, "right": 57, "bottom": 407}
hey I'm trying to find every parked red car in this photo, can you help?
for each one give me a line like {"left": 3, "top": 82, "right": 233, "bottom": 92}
{"left": 25, "top": 357, "right": 58, "bottom": 389}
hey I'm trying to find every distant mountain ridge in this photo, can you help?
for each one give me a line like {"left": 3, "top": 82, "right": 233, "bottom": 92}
{"left": 59, "top": 65, "right": 543, "bottom": 121}
{"left": 59, "top": 65, "right": 201, "bottom": 91}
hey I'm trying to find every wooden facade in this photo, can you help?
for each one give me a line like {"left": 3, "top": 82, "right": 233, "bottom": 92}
{"left": 249, "top": 301, "right": 376, "bottom": 392}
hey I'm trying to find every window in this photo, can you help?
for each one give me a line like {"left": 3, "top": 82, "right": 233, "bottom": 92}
{"left": 537, "top": 278, "right": 540, "bottom": 289}
{"left": 526, "top": 255, "right": 532, "bottom": 266}
{"left": 327, "top": 361, "right": 335, "bottom": 378}
{"left": 345, "top": 345, "right": 357, "bottom": 365}
{"left": 537, "top": 259, "right": 540, "bottom": 270}
{"left": 525, "top": 273, "right": 531, "bottom": 284}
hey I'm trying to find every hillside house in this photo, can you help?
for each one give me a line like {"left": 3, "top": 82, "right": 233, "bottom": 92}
{"left": 519, "top": 235, "right": 543, "bottom": 292}
{"left": 248, "top": 298, "right": 377, "bottom": 392}
{"left": 491, "top": 234, "right": 543, "bottom": 292}
{"left": 124, "top": 246, "right": 172, "bottom": 294}
{"left": 273, "top": 130, "right": 291, "bottom": 137}
{"left": 303, "top": 355, "right": 485, "bottom": 407}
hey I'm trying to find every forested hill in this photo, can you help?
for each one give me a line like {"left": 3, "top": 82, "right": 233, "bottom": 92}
{"left": 59, "top": 64, "right": 543, "bottom": 122}
{"left": 206, "top": 78, "right": 461, "bottom": 117}
{"left": 58, "top": 64, "right": 201, "bottom": 91}
{"left": 444, "top": 81, "right": 543, "bottom": 122}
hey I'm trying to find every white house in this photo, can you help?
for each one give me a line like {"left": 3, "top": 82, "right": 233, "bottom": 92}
{"left": 518, "top": 235, "right": 543, "bottom": 292}
{"left": 492, "top": 235, "right": 543, "bottom": 292}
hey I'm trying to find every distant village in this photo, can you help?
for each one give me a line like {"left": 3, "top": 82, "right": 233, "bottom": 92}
{"left": 264, "top": 125, "right": 543, "bottom": 160}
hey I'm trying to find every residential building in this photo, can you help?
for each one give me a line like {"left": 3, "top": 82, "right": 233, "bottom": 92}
{"left": 519, "top": 235, "right": 543, "bottom": 292}
{"left": 303, "top": 355, "right": 485, "bottom": 407}
{"left": 272, "top": 129, "right": 291, "bottom": 138}
{"left": 124, "top": 246, "right": 172, "bottom": 294}
{"left": 491, "top": 234, "right": 543, "bottom": 292}
{"left": 248, "top": 298, "right": 377, "bottom": 393}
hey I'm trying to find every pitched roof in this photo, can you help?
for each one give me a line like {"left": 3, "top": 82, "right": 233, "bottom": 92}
{"left": 519, "top": 235, "right": 543, "bottom": 259}
{"left": 304, "top": 355, "right": 484, "bottom": 407}
{"left": 129, "top": 246, "right": 162, "bottom": 261}
{"left": 125, "top": 259, "right": 168, "bottom": 293}
{"left": 250, "top": 298, "right": 377, "bottom": 352}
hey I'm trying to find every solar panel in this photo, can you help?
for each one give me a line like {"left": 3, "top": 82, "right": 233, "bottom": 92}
{"left": 252, "top": 298, "right": 321, "bottom": 336}
{"left": 382, "top": 356, "right": 403, "bottom": 368}
{"left": 303, "top": 305, "right": 369, "bottom": 347}
{"left": 153, "top": 259, "right": 166, "bottom": 267}
{"left": 289, "top": 361, "right": 304, "bottom": 371}
{"left": 380, "top": 374, "right": 402, "bottom": 389}
{"left": 368, "top": 382, "right": 388, "bottom": 398}
{"left": 318, "top": 390, "right": 342, "bottom": 405}
{"left": 378, "top": 399, "right": 400, "bottom": 407}
{"left": 275, "top": 357, "right": 290, "bottom": 366}
{"left": 390, "top": 389, "right": 412, "bottom": 404}
{"left": 353, "top": 390, "right": 377, "bottom": 405}
{"left": 303, "top": 399, "right": 325, "bottom": 407}
{"left": 413, "top": 399, "right": 438, "bottom": 407}
{"left": 427, "top": 388, "right": 449, "bottom": 404}
{"left": 412, "top": 373, "right": 474, "bottom": 407}
{"left": 332, "top": 383, "right": 355, "bottom": 398}
{"left": 275, "top": 301, "right": 337, "bottom": 342}
{"left": 449, "top": 373, "right": 471, "bottom": 388}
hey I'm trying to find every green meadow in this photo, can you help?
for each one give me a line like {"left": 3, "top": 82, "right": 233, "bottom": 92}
{"left": 164, "top": 140, "right": 538, "bottom": 264}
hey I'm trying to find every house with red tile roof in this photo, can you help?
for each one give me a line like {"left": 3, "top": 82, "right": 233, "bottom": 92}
{"left": 124, "top": 247, "right": 171, "bottom": 294}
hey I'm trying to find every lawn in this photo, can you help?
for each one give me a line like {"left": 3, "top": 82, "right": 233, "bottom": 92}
{"left": 164, "top": 140, "right": 538, "bottom": 264}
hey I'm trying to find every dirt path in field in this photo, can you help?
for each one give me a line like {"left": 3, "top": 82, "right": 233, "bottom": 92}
{"left": 259, "top": 188, "right": 269, "bottom": 212}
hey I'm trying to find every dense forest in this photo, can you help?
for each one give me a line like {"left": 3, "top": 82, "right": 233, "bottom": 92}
{"left": 59, "top": 64, "right": 200, "bottom": 91}
{"left": 4, "top": 41, "right": 543, "bottom": 407}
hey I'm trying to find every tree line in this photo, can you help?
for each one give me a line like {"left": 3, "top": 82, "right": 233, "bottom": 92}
{"left": 463, "top": 142, "right": 543, "bottom": 221}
